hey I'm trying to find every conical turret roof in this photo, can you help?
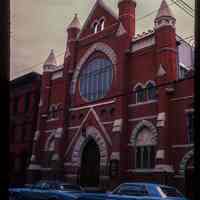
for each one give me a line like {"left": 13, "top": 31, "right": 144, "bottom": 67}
{"left": 155, "top": 0, "right": 174, "bottom": 19}
{"left": 44, "top": 49, "right": 57, "bottom": 66}
{"left": 67, "top": 14, "right": 81, "bottom": 30}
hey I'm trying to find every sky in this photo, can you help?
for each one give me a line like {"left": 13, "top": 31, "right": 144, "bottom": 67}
{"left": 10, "top": 0, "right": 195, "bottom": 80}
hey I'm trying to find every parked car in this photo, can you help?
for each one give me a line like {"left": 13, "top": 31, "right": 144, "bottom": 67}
{"left": 9, "top": 189, "right": 81, "bottom": 200}
{"left": 108, "top": 182, "right": 189, "bottom": 200}
{"left": 72, "top": 182, "right": 189, "bottom": 200}
{"left": 9, "top": 182, "right": 189, "bottom": 200}
{"left": 9, "top": 180, "right": 84, "bottom": 200}
{"left": 30, "top": 180, "right": 84, "bottom": 192}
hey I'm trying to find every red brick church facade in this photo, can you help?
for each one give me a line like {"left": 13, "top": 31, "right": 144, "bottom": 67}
{"left": 25, "top": 0, "right": 194, "bottom": 197}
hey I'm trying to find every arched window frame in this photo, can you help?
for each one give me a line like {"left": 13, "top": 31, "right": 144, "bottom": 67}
{"left": 91, "top": 20, "right": 99, "bottom": 34}
{"left": 130, "top": 120, "right": 157, "bottom": 170}
{"left": 134, "top": 83, "right": 145, "bottom": 104}
{"left": 135, "top": 127, "right": 156, "bottom": 169}
{"left": 145, "top": 81, "right": 157, "bottom": 101}
{"left": 79, "top": 56, "right": 113, "bottom": 102}
{"left": 99, "top": 17, "right": 105, "bottom": 31}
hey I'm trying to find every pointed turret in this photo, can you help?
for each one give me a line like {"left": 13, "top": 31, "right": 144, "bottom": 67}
{"left": 43, "top": 49, "right": 57, "bottom": 72}
{"left": 154, "top": 0, "right": 176, "bottom": 28}
{"left": 67, "top": 14, "right": 81, "bottom": 30}
{"left": 67, "top": 14, "right": 81, "bottom": 42}
{"left": 156, "top": 0, "right": 174, "bottom": 19}
{"left": 44, "top": 49, "right": 57, "bottom": 66}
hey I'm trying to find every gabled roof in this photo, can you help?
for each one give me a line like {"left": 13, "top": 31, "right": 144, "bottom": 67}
{"left": 77, "top": 0, "right": 118, "bottom": 38}
{"left": 67, "top": 14, "right": 81, "bottom": 30}
{"left": 155, "top": 0, "right": 175, "bottom": 19}
{"left": 44, "top": 49, "right": 57, "bottom": 66}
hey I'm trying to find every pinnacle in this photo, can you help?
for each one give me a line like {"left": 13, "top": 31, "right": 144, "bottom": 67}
{"left": 67, "top": 13, "right": 81, "bottom": 30}
{"left": 155, "top": 0, "right": 175, "bottom": 19}
{"left": 44, "top": 49, "right": 57, "bottom": 66}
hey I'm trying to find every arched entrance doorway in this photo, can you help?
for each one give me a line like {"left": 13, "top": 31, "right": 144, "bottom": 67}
{"left": 80, "top": 138, "right": 100, "bottom": 187}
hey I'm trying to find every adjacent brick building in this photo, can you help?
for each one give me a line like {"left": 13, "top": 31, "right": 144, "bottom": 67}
{"left": 11, "top": 0, "right": 194, "bottom": 198}
{"left": 10, "top": 72, "right": 41, "bottom": 186}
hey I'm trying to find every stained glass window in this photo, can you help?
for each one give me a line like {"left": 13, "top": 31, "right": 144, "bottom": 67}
{"left": 79, "top": 58, "right": 113, "bottom": 101}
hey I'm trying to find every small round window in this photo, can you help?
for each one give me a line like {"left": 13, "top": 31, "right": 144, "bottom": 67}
{"left": 79, "top": 58, "right": 113, "bottom": 101}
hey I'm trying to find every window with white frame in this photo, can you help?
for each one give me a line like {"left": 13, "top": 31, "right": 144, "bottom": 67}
{"left": 99, "top": 18, "right": 105, "bottom": 31}
{"left": 187, "top": 111, "right": 194, "bottom": 144}
{"left": 92, "top": 22, "right": 98, "bottom": 34}
{"left": 135, "top": 127, "right": 156, "bottom": 169}
{"left": 135, "top": 85, "right": 145, "bottom": 103}
{"left": 146, "top": 82, "right": 156, "bottom": 101}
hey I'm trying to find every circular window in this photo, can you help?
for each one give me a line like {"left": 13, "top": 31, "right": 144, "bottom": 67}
{"left": 79, "top": 58, "right": 113, "bottom": 101}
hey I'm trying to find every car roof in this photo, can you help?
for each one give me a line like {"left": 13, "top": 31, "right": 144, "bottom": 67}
{"left": 120, "top": 182, "right": 174, "bottom": 188}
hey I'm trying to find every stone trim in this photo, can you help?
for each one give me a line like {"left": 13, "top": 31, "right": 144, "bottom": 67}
{"left": 116, "top": 23, "right": 126, "bottom": 36}
{"left": 128, "top": 100, "right": 157, "bottom": 108}
{"left": 172, "top": 144, "right": 194, "bottom": 148}
{"left": 155, "top": 164, "right": 174, "bottom": 173}
{"left": 131, "top": 36, "right": 155, "bottom": 53}
{"left": 179, "top": 149, "right": 193, "bottom": 176}
{"left": 110, "top": 152, "right": 120, "bottom": 160}
{"left": 170, "top": 96, "right": 193, "bottom": 102}
{"left": 65, "top": 108, "right": 112, "bottom": 158}
{"left": 128, "top": 115, "right": 157, "bottom": 122}
{"left": 44, "top": 128, "right": 63, "bottom": 151}
{"left": 27, "top": 164, "right": 42, "bottom": 170}
{"left": 130, "top": 120, "right": 158, "bottom": 145}
{"left": 69, "top": 99, "right": 116, "bottom": 111}
{"left": 71, "top": 126, "right": 108, "bottom": 167}
{"left": 70, "top": 42, "right": 117, "bottom": 94}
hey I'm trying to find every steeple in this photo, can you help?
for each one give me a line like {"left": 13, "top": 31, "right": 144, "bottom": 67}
{"left": 156, "top": 0, "right": 174, "bottom": 19}
{"left": 44, "top": 49, "right": 57, "bottom": 66}
{"left": 67, "top": 14, "right": 81, "bottom": 30}
{"left": 43, "top": 49, "right": 58, "bottom": 72}
{"left": 154, "top": 0, "right": 176, "bottom": 28}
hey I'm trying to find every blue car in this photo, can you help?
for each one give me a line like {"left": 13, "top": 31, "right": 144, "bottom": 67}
{"left": 107, "top": 182, "right": 189, "bottom": 200}
{"left": 75, "top": 182, "right": 189, "bottom": 200}
{"left": 9, "top": 180, "right": 84, "bottom": 200}
{"left": 9, "top": 182, "right": 189, "bottom": 200}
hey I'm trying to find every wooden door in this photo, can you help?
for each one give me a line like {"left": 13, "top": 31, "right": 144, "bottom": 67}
{"left": 80, "top": 138, "right": 100, "bottom": 187}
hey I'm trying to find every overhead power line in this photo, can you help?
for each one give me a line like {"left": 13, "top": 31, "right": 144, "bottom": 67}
{"left": 176, "top": 0, "right": 194, "bottom": 11}
{"left": 170, "top": 0, "right": 194, "bottom": 18}
{"left": 136, "top": 2, "right": 176, "bottom": 21}
{"left": 14, "top": 0, "right": 194, "bottom": 75}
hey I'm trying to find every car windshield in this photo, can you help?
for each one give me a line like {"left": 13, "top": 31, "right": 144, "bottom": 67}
{"left": 113, "top": 185, "right": 149, "bottom": 196}
{"left": 160, "top": 186, "right": 184, "bottom": 197}
{"left": 60, "top": 184, "right": 82, "bottom": 191}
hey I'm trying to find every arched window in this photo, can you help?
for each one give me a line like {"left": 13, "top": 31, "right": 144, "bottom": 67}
{"left": 135, "top": 85, "right": 145, "bottom": 103}
{"left": 99, "top": 18, "right": 105, "bottom": 31}
{"left": 135, "top": 127, "right": 156, "bottom": 169}
{"left": 146, "top": 82, "right": 156, "bottom": 101}
{"left": 79, "top": 57, "right": 113, "bottom": 101}
{"left": 93, "top": 22, "right": 98, "bottom": 34}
